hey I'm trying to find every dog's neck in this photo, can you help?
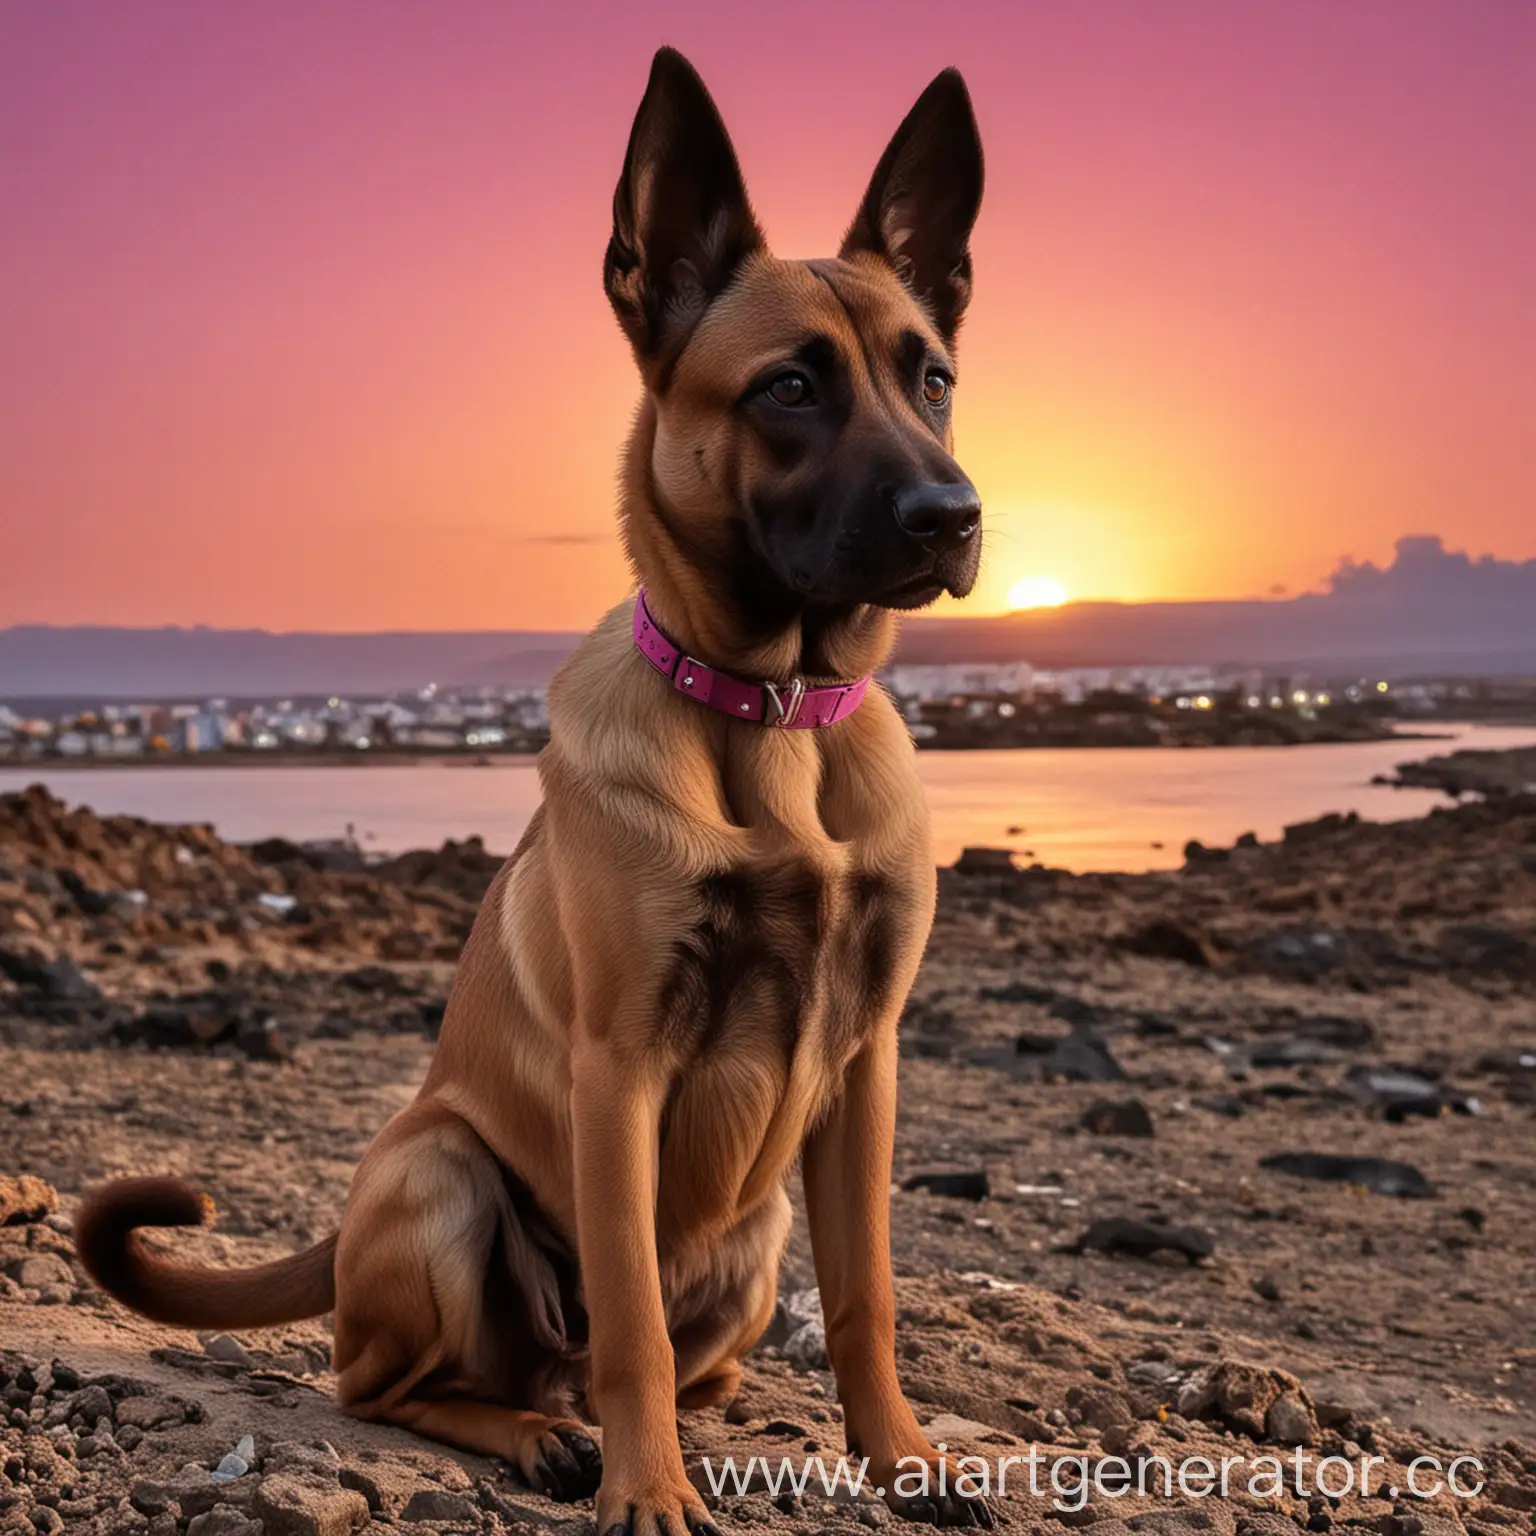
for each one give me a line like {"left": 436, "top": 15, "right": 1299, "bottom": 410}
{"left": 618, "top": 403, "right": 899, "bottom": 685}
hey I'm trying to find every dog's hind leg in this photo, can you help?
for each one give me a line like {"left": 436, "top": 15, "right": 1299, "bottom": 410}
{"left": 386, "top": 1401, "right": 602, "bottom": 1497}
{"left": 333, "top": 1102, "right": 599, "bottom": 1500}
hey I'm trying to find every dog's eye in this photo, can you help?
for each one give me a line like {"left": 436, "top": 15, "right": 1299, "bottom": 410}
{"left": 767, "top": 372, "right": 813, "bottom": 407}
{"left": 923, "top": 371, "right": 951, "bottom": 406}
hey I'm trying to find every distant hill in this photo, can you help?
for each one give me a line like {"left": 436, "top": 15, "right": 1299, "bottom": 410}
{"left": 2, "top": 537, "right": 1531, "bottom": 700}
{"left": 897, "top": 536, "right": 1536, "bottom": 676}
{"left": 0, "top": 626, "right": 582, "bottom": 701}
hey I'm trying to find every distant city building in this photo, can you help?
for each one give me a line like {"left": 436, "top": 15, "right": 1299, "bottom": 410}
{"left": 884, "top": 662, "right": 1037, "bottom": 700}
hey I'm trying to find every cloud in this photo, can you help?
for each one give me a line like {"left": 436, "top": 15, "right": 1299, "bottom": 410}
{"left": 424, "top": 525, "right": 611, "bottom": 548}
{"left": 1325, "top": 535, "right": 1536, "bottom": 603}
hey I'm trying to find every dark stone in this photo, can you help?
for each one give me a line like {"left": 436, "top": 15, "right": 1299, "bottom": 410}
{"left": 234, "top": 1015, "right": 294, "bottom": 1063}
{"left": 1080, "top": 1099, "right": 1154, "bottom": 1138}
{"left": 1346, "top": 1066, "right": 1481, "bottom": 1122}
{"left": 953, "top": 847, "right": 1017, "bottom": 875}
{"left": 1438, "top": 923, "right": 1533, "bottom": 975}
{"left": 340, "top": 965, "right": 414, "bottom": 995}
{"left": 55, "top": 868, "right": 114, "bottom": 916}
{"left": 248, "top": 837, "right": 313, "bottom": 866}
{"left": 1193, "top": 1096, "right": 1247, "bottom": 1119}
{"left": 401, "top": 1488, "right": 479, "bottom": 1523}
{"left": 0, "top": 950, "right": 100, "bottom": 1003}
{"left": 1014, "top": 1025, "right": 1126, "bottom": 1084}
{"left": 1251, "top": 1036, "right": 1350, "bottom": 1068}
{"left": 1065, "top": 1217, "right": 1215, "bottom": 1264}
{"left": 1260, "top": 1153, "right": 1435, "bottom": 1198}
{"left": 1183, "top": 839, "right": 1230, "bottom": 864}
{"left": 901, "top": 1169, "right": 989, "bottom": 1201}
{"left": 1118, "top": 919, "right": 1213, "bottom": 967}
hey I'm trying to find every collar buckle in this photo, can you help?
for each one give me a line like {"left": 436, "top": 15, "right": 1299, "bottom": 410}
{"left": 765, "top": 677, "right": 806, "bottom": 728}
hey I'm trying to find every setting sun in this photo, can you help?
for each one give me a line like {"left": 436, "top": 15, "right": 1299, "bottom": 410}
{"left": 1006, "top": 575, "right": 1070, "bottom": 611}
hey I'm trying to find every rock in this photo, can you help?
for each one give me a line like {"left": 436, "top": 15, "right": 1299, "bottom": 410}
{"left": 65, "top": 1385, "right": 113, "bottom": 1424}
{"left": 1265, "top": 1392, "right": 1319, "bottom": 1447}
{"left": 182, "top": 1473, "right": 261, "bottom": 1520}
{"left": 217, "top": 1434, "right": 257, "bottom": 1479}
{"left": 130, "top": 1481, "right": 173, "bottom": 1516}
{"left": 1118, "top": 919, "right": 1213, "bottom": 967}
{"left": 1193, "top": 1095, "right": 1247, "bottom": 1118}
{"left": 0, "top": 947, "right": 99, "bottom": 1002}
{"left": 234, "top": 1014, "right": 294, "bottom": 1062}
{"left": 954, "top": 848, "right": 1018, "bottom": 875}
{"left": 253, "top": 1474, "right": 370, "bottom": 1536}
{"left": 1080, "top": 1100, "right": 1154, "bottom": 1138}
{"left": 211, "top": 1451, "right": 251, "bottom": 1483}
{"left": 761, "top": 1289, "right": 823, "bottom": 1349}
{"left": 0, "top": 1177, "right": 58, "bottom": 1227}
{"left": 1176, "top": 1361, "right": 1318, "bottom": 1444}
{"left": 114, "top": 1395, "right": 187, "bottom": 1430}
{"left": 1346, "top": 1067, "right": 1482, "bottom": 1122}
{"left": 1260, "top": 1153, "right": 1435, "bottom": 1198}
{"left": 1249, "top": 1037, "right": 1349, "bottom": 1067}
{"left": 187, "top": 1511, "right": 264, "bottom": 1536}
{"left": 264, "top": 1443, "right": 342, "bottom": 1479}
{"left": 5, "top": 1255, "right": 73, "bottom": 1291}
{"left": 1014, "top": 1026, "right": 1127, "bottom": 1084}
{"left": 1065, "top": 1385, "right": 1134, "bottom": 1431}
{"left": 401, "top": 1488, "right": 480, "bottom": 1523}
{"left": 1183, "top": 839, "right": 1229, "bottom": 864}
{"left": 1066, "top": 1217, "right": 1214, "bottom": 1264}
{"left": 201, "top": 1335, "right": 254, "bottom": 1368}
{"left": 902, "top": 1169, "right": 989, "bottom": 1200}
{"left": 1438, "top": 923, "right": 1533, "bottom": 976}
{"left": 337, "top": 1468, "right": 385, "bottom": 1513}
{"left": 783, "top": 1320, "right": 830, "bottom": 1371}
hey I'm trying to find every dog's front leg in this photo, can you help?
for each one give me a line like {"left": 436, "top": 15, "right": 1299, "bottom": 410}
{"left": 803, "top": 1025, "right": 994, "bottom": 1528}
{"left": 571, "top": 1048, "right": 718, "bottom": 1536}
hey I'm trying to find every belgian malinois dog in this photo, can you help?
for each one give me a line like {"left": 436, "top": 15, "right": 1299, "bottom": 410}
{"left": 77, "top": 47, "right": 989, "bottom": 1533}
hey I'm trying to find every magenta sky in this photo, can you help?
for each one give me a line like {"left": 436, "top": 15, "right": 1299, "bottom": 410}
{"left": 2, "top": 2, "right": 1533, "bottom": 630}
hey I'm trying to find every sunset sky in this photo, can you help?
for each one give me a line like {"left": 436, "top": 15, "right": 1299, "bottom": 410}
{"left": 2, "top": 2, "right": 1533, "bottom": 632}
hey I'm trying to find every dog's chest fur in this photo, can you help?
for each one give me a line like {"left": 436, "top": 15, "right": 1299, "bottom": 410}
{"left": 656, "top": 859, "right": 905, "bottom": 1064}
{"left": 650, "top": 828, "right": 930, "bottom": 1253}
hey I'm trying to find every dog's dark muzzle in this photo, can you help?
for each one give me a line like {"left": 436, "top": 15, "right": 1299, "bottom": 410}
{"left": 892, "top": 481, "right": 981, "bottom": 553}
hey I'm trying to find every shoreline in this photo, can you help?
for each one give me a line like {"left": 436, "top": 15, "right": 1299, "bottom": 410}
{"left": 0, "top": 727, "right": 1460, "bottom": 772}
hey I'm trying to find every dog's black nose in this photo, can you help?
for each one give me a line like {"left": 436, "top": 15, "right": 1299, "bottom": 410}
{"left": 892, "top": 482, "right": 981, "bottom": 551}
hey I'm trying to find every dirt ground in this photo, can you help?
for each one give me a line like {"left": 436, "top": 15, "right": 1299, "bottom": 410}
{"left": 1, "top": 780, "right": 1533, "bottom": 1535}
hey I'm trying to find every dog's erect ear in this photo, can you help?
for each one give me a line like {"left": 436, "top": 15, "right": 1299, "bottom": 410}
{"left": 841, "top": 68, "right": 983, "bottom": 343}
{"left": 604, "top": 48, "right": 764, "bottom": 366}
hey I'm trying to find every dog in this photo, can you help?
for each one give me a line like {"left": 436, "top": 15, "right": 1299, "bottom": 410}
{"left": 76, "top": 47, "right": 988, "bottom": 1534}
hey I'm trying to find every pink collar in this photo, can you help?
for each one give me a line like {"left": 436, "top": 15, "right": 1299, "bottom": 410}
{"left": 632, "top": 589, "right": 870, "bottom": 729}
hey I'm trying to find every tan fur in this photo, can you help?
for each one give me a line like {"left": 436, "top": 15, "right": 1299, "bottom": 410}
{"left": 74, "top": 50, "right": 991, "bottom": 1534}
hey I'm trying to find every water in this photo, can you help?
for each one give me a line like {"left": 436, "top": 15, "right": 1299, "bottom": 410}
{"left": 3, "top": 723, "right": 1532, "bottom": 874}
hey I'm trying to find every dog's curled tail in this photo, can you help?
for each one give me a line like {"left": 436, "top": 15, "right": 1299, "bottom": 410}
{"left": 74, "top": 1176, "right": 337, "bottom": 1329}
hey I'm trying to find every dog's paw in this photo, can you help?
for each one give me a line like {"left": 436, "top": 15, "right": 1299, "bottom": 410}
{"left": 597, "top": 1478, "right": 719, "bottom": 1536}
{"left": 878, "top": 1456, "right": 995, "bottom": 1529}
{"left": 518, "top": 1419, "right": 604, "bottom": 1502}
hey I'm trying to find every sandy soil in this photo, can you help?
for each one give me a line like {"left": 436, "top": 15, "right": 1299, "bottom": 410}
{"left": 1, "top": 781, "right": 1533, "bottom": 1536}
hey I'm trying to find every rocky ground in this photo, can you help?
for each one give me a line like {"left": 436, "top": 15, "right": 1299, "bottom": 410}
{"left": 1, "top": 781, "right": 1533, "bottom": 1536}
{"left": 1382, "top": 749, "right": 1536, "bottom": 801}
